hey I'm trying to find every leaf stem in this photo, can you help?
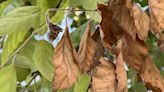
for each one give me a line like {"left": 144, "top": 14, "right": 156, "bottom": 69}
{"left": 47, "top": 8, "right": 98, "bottom": 12}
{"left": 22, "top": 71, "right": 39, "bottom": 92}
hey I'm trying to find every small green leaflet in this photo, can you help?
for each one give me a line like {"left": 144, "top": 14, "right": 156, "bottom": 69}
{"left": 0, "top": 65, "right": 17, "bottom": 92}
{"left": 0, "top": 6, "right": 40, "bottom": 35}
{"left": 2, "top": 31, "right": 28, "bottom": 64}
{"left": 33, "top": 40, "right": 54, "bottom": 81}
{"left": 74, "top": 73, "right": 91, "bottom": 92}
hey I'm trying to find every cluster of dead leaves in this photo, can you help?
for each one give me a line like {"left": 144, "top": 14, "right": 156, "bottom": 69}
{"left": 51, "top": 0, "right": 164, "bottom": 92}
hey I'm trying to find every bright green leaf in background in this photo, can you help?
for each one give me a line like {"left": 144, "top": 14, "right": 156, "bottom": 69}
{"left": 128, "top": 69, "right": 147, "bottom": 92}
{"left": 33, "top": 40, "right": 54, "bottom": 81}
{"left": 133, "top": 0, "right": 148, "bottom": 7}
{"left": 74, "top": 73, "right": 91, "bottom": 92}
{"left": 68, "top": 0, "right": 108, "bottom": 21}
{"left": 0, "top": 65, "right": 17, "bottom": 92}
{"left": 0, "top": 6, "right": 40, "bottom": 35}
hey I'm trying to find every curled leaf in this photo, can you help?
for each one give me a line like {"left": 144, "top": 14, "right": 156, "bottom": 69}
{"left": 121, "top": 34, "right": 149, "bottom": 71}
{"left": 98, "top": 4, "right": 123, "bottom": 49}
{"left": 109, "top": 0, "right": 150, "bottom": 40}
{"left": 91, "top": 57, "right": 116, "bottom": 92}
{"left": 77, "top": 20, "right": 97, "bottom": 72}
{"left": 52, "top": 26, "right": 79, "bottom": 89}
{"left": 48, "top": 23, "right": 62, "bottom": 42}
{"left": 91, "top": 27, "right": 104, "bottom": 67}
{"left": 138, "top": 57, "right": 164, "bottom": 92}
{"left": 115, "top": 52, "right": 128, "bottom": 92}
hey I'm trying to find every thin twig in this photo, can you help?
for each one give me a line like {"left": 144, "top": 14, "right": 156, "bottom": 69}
{"left": 47, "top": 8, "right": 98, "bottom": 12}
{"left": 22, "top": 71, "right": 39, "bottom": 92}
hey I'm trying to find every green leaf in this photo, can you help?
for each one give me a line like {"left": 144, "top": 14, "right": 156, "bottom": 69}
{"left": 37, "top": 0, "right": 61, "bottom": 23}
{"left": 74, "top": 73, "right": 91, "bottom": 92}
{"left": 0, "top": 6, "right": 40, "bottom": 35}
{"left": 0, "top": 65, "right": 17, "bottom": 92}
{"left": 33, "top": 40, "right": 54, "bottom": 81}
{"left": 128, "top": 69, "right": 147, "bottom": 92}
{"left": 133, "top": 0, "right": 148, "bottom": 7}
{"left": 14, "top": 38, "right": 37, "bottom": 69}
{"left": 2, "top": 31, "right": 28, "bottom": 64}
{"left": 70, "top": 20, "right": 97, "bottom": 47}
{"left": 16, "top": 67, "right": 30, "bottom": 82}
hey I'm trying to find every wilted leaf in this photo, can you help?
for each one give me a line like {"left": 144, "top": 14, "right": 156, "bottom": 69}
{"left": 98, "top": 4, "right": 122, "bottom": 49}
{"left": 138, "top": 57, "right": 164, "bottom": 92}
{"left": 108, "top": 0, "right": 150, "bottom": 40}
{"left": 78, "top": 20, "right": 97, "bottom": 72}
{"left": 132, "top": 4, "right": 150, "bottom": 40}
{"left": 0, "top": 65, "right": 17, "bottom": 92}
{"left": 91, "top": 27, "right": 104, "bottom": 66}
{"left": 115, "top": 52, "right": 127, "bottom": 92}
{"left": 121, "top": 34, "right": 149, "bottom": 71}
{"left": 91, "top": 57, "right": 116, "bottom": 92}
{"left": 33, "top": 40, "right": 54, "bottom": 81}
{"left": 47, "top": 23, "right": 62, "bottom": 42}
{"left": 52, "top": 26, "right": 79, "bottom": 89}
{"left": 149, "top": 0, "right": 164, "bottom": 33}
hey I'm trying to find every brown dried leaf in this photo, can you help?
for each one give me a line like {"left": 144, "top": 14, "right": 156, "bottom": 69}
{"left": 132, "top": 4, "right": 150, "bottom": 40}
{"left": 47, "top": 22, "right": 62, "bottom": 42}
{"left": 91, "top": 27, "right": 104, "bottom": 64}
{"left": 77, "top": 20, "right": 97, "bottom": 72}
{"left": 149, "top": 0, "right": 164, "bottom": 33}
{"left": 52, "top": 26, "right": 79, "bottom": 89}
{"left": 115, "top": 52, "right": 128, "bottom": 92}
{"left": 109, "top": 0, "right": 150, "bottom": 40}
{"left": 98, "top": 4, "right": 123, "bottom": 49}
{"left": 121, "top": 34, "right": 149, "bottom": 71}
{"left": 91, "top": 57, "right": 116, "bottom": 92}
{"left": 138, "top": 57, "right": 164, "bottom": 92}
